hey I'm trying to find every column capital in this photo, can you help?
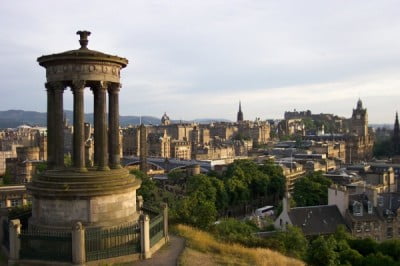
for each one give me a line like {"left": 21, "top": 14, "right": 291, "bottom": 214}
{"left": 71, "top": 80, "right": 86, "bottom": 91}
{"left": 45, "top": 81, "right": 65, "bottom": 91}
{"left": 91, "top": 81, "right": 109, "bottom": 91}
{"left": 108, "top": 82, "right": 121, "bottom": 94}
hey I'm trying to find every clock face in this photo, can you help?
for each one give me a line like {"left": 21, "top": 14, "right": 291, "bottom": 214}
{"left": 356, "top": 114, "right": 361, "bottom": 119}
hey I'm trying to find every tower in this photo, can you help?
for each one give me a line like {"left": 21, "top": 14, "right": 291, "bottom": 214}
{"left": 237, "top": 101, "right": 244, "bottom": 123}
{"left": 139, "top": 123, "right": 148, "bottom": 172}
{"left": 393, "top": 112, "right": 400, "bottom": 155}
{"left": 351, "top": 98, "right": 368, "bottom": 137}
{"left": 28, "top": 31, "right": 141, "bottom": 231}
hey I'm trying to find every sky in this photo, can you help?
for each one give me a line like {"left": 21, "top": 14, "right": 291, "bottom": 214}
{"left": 1, "top": 1, "right": 400, "bottom": 123}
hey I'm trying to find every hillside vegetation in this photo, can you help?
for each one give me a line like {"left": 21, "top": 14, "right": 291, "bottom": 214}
{"left": 174, "top": 224, "right": 304, "bottom": 266}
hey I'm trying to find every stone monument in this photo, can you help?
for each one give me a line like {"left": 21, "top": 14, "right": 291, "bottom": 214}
{"left": 27, "top": 31, "right": 141, "bottom": 230}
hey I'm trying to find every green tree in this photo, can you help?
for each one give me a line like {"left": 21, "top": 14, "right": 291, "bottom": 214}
{"left": 377, "top": 239, "right": 400, "bottom": 261}
{"left": 348, "top": 238, "right": 378, "bottom": 257}
{"left": 307, "top": 236, "right": 338, "bottom": 266}
{"left": 361, "top": 252, "right": 397, "bottom": 266}
{"left": 212, "top": 218, "right": 258, "bottom": 243}
{"left": 293, "top": 171, "right": 332, "bottom": 206}
{"left": 373, "top": 138, "right": 394, "bottom": 158}
{"left": 209, "top": 176, "right": 229, "bottom": 211}
{"left": 64, "top": 154, "right": 72, "bottom": 167}
{"left": 275, "top": 226, "right": 308, "bottom": 259}
{"left": 173, "top": 194, "right": 217, "bottom": 229}
{"left": 133, "top": 170, "right": 157, "bottom": 203}
{"left": 172, "top": 174, "right": 219, "bottom": 229}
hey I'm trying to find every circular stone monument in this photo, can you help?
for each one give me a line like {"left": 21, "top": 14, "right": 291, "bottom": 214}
{"left": 27, "top": 31, "right": 141, "bottom": 230}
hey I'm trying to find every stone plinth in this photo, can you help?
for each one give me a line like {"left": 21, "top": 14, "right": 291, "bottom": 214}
{"left": 27, "top": 168, "right": 141, "bottom": 230}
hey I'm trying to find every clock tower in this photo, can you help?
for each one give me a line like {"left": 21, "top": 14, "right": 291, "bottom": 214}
{"left": 351, "top": 98, "right": 368, "bottom": 137}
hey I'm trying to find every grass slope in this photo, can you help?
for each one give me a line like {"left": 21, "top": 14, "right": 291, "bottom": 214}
{"left": 174, "top": 224, "right": 304, "bottom": 266}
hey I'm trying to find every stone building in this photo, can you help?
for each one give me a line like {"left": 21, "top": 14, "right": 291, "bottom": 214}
{"left": 5, "top": 146, "right": 43, "bottom": 183}
{"left": 345, "top": 99, "right": 374, "bottom": 163}
{"left": 171, "top": 140, "right": 191, "bottom": 160}
{"left": 148, "top": 131, "right": 171, "bottom": 158}
{"left": 329, "top": 185, "right": 400, "bottom": 241}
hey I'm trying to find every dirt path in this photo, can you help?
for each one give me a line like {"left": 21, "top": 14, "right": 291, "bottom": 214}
{"left": 134, "top": 235, "right": 186, "bottom": 266}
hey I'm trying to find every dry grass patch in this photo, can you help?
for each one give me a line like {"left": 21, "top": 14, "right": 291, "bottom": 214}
{"left": 174, "top": 224, "right": 304, "bottom": 266}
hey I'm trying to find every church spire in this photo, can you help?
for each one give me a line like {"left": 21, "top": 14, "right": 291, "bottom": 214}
{"left": 394, "top": 112, "right": 400, "bottom": 155}
{"left": 237, "top": 101, "right": 243, "bottom": 122}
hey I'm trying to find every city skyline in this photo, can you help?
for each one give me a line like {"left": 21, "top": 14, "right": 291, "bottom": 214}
{"left": 1, "top": 1, "right": 400, "bottom": 123}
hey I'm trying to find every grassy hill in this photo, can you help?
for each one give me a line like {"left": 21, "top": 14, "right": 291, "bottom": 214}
{"left": 174, "top": 224, "right": 304, "bottom": 266}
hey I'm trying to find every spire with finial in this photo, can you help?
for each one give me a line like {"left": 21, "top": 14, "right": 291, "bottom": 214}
{"left": 237, "top": 101, "right": 243, "bottom": 123}
{"left": 76, "top": 30, "right": 91, "bottom": 49}
{"left": 356, "top": 98, "right": 363, "bottom": 109}
{"left": 394, "top": 111, "right": 400, "bottom": 155}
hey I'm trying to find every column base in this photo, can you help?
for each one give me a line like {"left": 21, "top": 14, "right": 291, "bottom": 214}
{"left": 75, "top": 167, "right": 88, "bottom": 173}
{"left": 97, "top": 166, "right": 110, "bottom": 171}
{"left": 110, "top": 164, "right": 122, "bottom": 169}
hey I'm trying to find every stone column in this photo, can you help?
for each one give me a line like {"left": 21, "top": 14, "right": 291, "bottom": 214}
{"left": 137, "top": 195, "right": 143, "bottom": 214}
{"left": 53, "top": 82, "right": 65, "bottom": 168}
{"left": 72, "top": 221, "right": 85, "bottom": 265}
{"left": 140, "top": 214, "right": 151, "bottom": 259}
{"left": 92, "top": 88, "right": 98, "bottom": 166}
{"left": 108, "top": 83, "right": 121, "bottom": 169}
{"left": 8, "top": 219, "right": 21, "bottom": 262}
{"left": 93, "top": 81, "right": 109, "bottom": 171}
{"left": 45, "top": 83, "right": 55, "bottom": 169}
{"left": 71, "top": 80, "right": 87, "bottom": 172}
{"left": 161, "top": 203, "right": 169, "bottom": 242}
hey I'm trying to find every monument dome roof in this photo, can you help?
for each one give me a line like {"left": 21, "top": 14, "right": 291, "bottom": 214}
{"left": 37, "top": 31, "right": 128, "bottom": 68}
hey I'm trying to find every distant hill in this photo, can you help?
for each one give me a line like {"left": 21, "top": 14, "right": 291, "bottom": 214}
{"left": 0, "top": 110, "right": 231, "bottom": 128}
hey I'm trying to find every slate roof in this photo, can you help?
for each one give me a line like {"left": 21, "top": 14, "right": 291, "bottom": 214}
{"left": 288, "top": 205, "right": 347, "bottom": 236}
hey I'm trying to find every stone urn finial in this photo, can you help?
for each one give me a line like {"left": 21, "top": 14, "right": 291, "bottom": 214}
{"left": 76, "top": 30, "right": 91, "bottom": 49}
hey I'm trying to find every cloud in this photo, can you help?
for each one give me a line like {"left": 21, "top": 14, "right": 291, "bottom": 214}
{"left": 0, "top": 0, "right": 400, "bottom": 123}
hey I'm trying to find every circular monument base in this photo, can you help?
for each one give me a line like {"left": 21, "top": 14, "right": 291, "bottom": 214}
{"left": 27, "top": 167, "right": 141, "bottom": 230}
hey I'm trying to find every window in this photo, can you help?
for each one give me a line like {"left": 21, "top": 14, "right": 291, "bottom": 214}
{"left": 387, "top": 227, "right": 393, "bottom": 238}
{"left": 355, "top": 222, "right": 362, "bottom": 233}
{"left": 11, "top": 199, "right": 20, "bottom": 207}
{"left": 364, "top": 222, "right": 371, "bottom": 232}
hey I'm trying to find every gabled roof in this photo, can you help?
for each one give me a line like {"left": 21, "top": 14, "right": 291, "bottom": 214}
{"left": 288, "top": 205, "right": 346, "bottom": 236}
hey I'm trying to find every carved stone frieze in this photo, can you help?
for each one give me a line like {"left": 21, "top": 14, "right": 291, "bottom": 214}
{"left": 46, "top": 63, "right": 121, "bottom": 83}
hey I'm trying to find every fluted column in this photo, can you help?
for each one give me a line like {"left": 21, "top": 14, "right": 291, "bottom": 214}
{"left": 71, "top": 80, "right": 87, "bottom": 172}
{"left": 53, "top": 82, "right": 65, "bottom": 169}
{"left": 108, "top": 83, "right": 121, "bottom": 169}
{"left": 93, "top": 81, "right": 109, "bottom": 171}
{"left": 45, "top": 83, "right": 55, "bottom": 169}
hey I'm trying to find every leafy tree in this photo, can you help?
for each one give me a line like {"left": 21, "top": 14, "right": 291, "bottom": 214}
{"left": 348, "top": 238, "right": 378, "bottom": 257}
{"left": 275, "top": 226, "right": 308, "bottom": 259}
{"left": 334, "top": 224, "right": 352, "bottom": 241}
{"left": 361, "top": 252, "right": 397, "bottom": 266}
{"left": 212, "top": 218, "right": 258, "bottom": 243}
{"left": 335, "top": 239, "right": 363, "bottom": 266}
{"left": 307, "top": 236, "right": 338, "bottom": 266}
{"left": 209, "top": 176, "right": 229, "bottom": 211}
{"left": 64, "top": 154, "right": 72, "bottom": 167}
{"left": 377, "top": 239, "right": 400, "bottom": 261}
{"left": 133, "top": 170, "right": 157, "bottom": 203}
{"left": 225, "top": 176, "right": 250, "bottom": 205}
{"left": 293, "top": 171, "right": 332, "bottom": 206}
{"left": 172, "top": 174, "right": 219, "bottom": 229}
{"left": 373, "top": 138, "right": 394, "bottom": 158}
{"left": 167, "top": 169, "right": 186, "bottom": 183}
{"left": 35, "top": 162, "right": 47, "bottom": 174}
{"left": 173, "top": 194, "right": 217, "bottom": 229}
